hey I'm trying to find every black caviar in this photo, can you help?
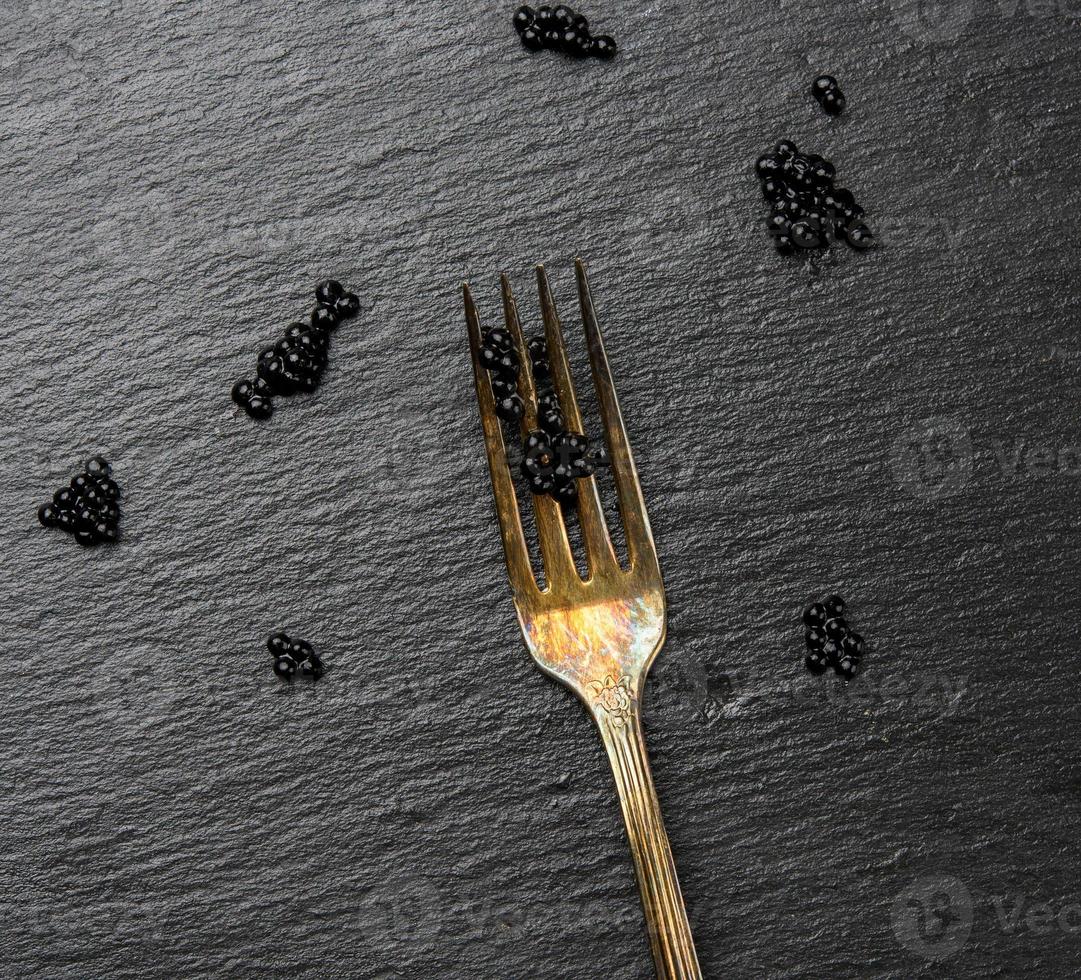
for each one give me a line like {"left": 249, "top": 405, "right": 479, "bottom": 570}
{"left": 811, "top": 74, "right": 846, "bottom": 116}
{"left": 477, "top": 326, "right": 610, "bottom": 507}
{"left": 513, "top": 5, "right": 617, "bottom": 59}
{"left": 267, "top": 631, "right": 325, "bottom": 682}
{"left": 231, "top": 279, "right": 360, "bottom": 420}
{"left": 802, "top": 594, "right": 867, "bottom": 679}
{"left": 757, "top": 140, "right": 874, "bottom": 255}
{"left": 37, "top": 456, "right": 121, "bottom": 547}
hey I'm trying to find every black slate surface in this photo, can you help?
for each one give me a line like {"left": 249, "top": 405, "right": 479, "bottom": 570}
{"left": 3, "top": 2, "right": 1081, "bottom": 978}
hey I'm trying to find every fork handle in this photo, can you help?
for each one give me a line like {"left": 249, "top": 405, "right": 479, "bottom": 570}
{"left": 597, "top": 707, "right": 703, "bottom": 979}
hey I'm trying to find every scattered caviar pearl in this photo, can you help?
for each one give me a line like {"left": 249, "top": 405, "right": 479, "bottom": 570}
{"left": 774, "top": 139, "right": 798, "bottom": 157}
{"left": 521, "top": 26, "right": 544, "bottom": 50}
{"left": 803, "top": 602, "right": 827, "bottom": 628}
{"left": 38, "top": 503, "right": 59, "bottom": 527}
{"left": 496, "top": 393, "right": 525, "bottom": 423}
{"left": 552, "top": 3, "right": 574, "bottom": 27}
{"left": 836, "top": 656, "right": 859, "bottom": 680}
{"left": 300, "top": 654, "right": 324, "bottom": 679}
{"left": 572, "top": 12, "right": 588, "bottom": 32}
{"left": 823, "top": 594, "right": 846, "bottom": 617}
{"left": 820, "top": 89, "right": 846, "bottom": 115}
{"left": 491, "top": 376, "right": 517, "bottom": 399}
{"left": 94, "top": 521, "right": 118, "bottom": 543}
{"left": 74, "top": 529, "right": 96, "bottom": 547}
{"left": 94, "top": 477, "right": 120, "bottom": 501}
{"left": 314, "top": 279, "right": 344, "bottom": 307}
{"left": 824, "top": 617, "right": 849, "bottom": 641}
{"left": 805, "top": 626, "right": 827, "bottom": 650}
{"left": 273, "top": 655, "right": 298, "bottom": 680}
{"left": 484, "top": 328, "right": 513, "bottom": 353}
{"left": 246, "top": 395, "right": 273, "bottom": 419}
{"left": 232, "top": 379, "right": 255, "bottom": 406}
{"left": 292, "top": 639, "right": 315, "bottom": 662}
{"left": 791, "top": 220, "right": 822, "bottom": 250}
{"left": 587, "top": 445, "right": 610, "bottom": 468}
{"left": 539, "top": 407, "right": 565, "bottom": 434}
{"left": 54, "top": 487, "right": 76, "bottom": 509}
{"left": 805, "top": 649, "right": 829, "bottom": 674}
{"left": 592, "top": 34, "right": 617, "bottom": 59}
{"left": 843, "top": 222, "right": 875, "bottom": 250}
{"left": 335, "top": 293, "right": 360, "bottom": 319}
{"left": 841, "top": 633, "right": 865, "bottom": 659}
{"left": 513, "top": 5, "right": 535, "bottom": 32}
{"left": 755, "top": 154, "right": 784, "bottom": 180}
{"left": 84, "top": 456, "right": 110, "bottom": 478}
{"left": 267, "top": 632, "right": 292, "bottom": 656}
{"left": 536, "top": 4, "right": 554, "bottom": 27}
{"left": 310, "top": 306, "right": 339, "bottom": 332}
{"left": 821, "top": 639, "right": 843, "bottom": 667}
{"left": 812, "top": 74, "right": 837, "bottom": 94}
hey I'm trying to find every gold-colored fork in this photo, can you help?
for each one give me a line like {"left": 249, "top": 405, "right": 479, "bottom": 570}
{"left": 464, "top": 259, "right": 702, "bottom": 979}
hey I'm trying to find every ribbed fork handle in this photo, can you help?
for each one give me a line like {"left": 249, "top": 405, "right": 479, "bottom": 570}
{"left": 596, "top": 708, "right": 703, "bottom": 979}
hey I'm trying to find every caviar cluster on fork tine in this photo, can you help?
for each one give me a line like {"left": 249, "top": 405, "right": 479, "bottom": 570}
{"left": 513, "top": 4, "right": 618, "bottom": 59}
{"left": 231, "top": 279, "right": 360, "bottom": 419}
{"left": 37, "top": 456, "right": 122, "bottom": 547}
{"left": 476, "top": 327, "right": 610, "bottom": 508}
{"left": 803, "top": 594, "right": 866, "bottom": 679}
{"left": 757, "top": 140, "right": 874, "bottom": 255}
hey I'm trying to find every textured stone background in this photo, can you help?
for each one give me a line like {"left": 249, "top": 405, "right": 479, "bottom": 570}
{"left": 2, "top": 0, "right": 1081, "bottom": 977}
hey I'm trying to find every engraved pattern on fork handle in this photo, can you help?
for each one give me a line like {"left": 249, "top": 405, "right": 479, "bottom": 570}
{"left": 596, "top": 705, "right": 703, "bottom": 979}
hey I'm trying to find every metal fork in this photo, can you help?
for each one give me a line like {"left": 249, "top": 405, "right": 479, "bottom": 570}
{"left": 463, "top": 259, "right": 702, "bottom": 979}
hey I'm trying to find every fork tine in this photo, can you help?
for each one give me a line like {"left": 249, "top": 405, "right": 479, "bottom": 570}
{"left": 500, "top": 274, "right": 538, "bottom": 428}
{"left": 574, "top": 258, "right": 658, "bottom": 574}
{"left": 502, "top": 273, "right": 578, "bottom": 587}
{"left": 464, "top": 282, "right": 540, "bottom": 602}
{"left": 536, "top": 266, "right": 619, "bottom": 579}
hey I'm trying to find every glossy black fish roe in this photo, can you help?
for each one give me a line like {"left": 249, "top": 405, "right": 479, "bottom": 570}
{"left": 824, "top": 617, "right": 849, "bottom": 642}
{"left": 39, "top": 457, "right": 122, "bottom": 548}
{"left": 803, "top": 602, "right": 827, "bottom": 628}
{"left": 812, "top": 74, "right": 836, "bottom": 94}
{"left": 521, "top": 26, "right": 544, "bottom": 50}
{"left": 820, "top": 89, "right": 846, "bottom": 116}
{"left": 757, "top": 143, "right": 870, "bottom": 255}
{"left": 592, "top": 34, "right": 617, "bottom": 59}
{"left": 273, "top": 655, "right": 298, "bottom": 681}
{"left": 267, "top": 632, "right": 292, "bottom": 656}
{"left": 335, "top": 293, "right": 361, "bottom": 319}
{"left": 552, "top": 3, "right": 574, "bottom": 27}
{"left": 823, "top": 594, "right": 845, "bottom": 618}
{"left": 805, "top": 626, "right": 827, "bottom": 650}
{"left": 484, "top": 328, "right": 513, "bottom": 353}
{"left": 836, "top": 656, "right": 859, "bottom": 680}
{"left": 800, "top": 593, "right": 873, "bottom": 678}
{"left": 805, "top": 649, "right": 830, "bottom": 674}
{"left": 299, "top": 653, "right": 325, "bottom": 679}
{"left": 519, "top": 5, "right": 616, "bottom": 59}
{"left": 314, "top": 279, "right": 344, "bottom": 307}
{"left": 310, "top": 306, "right": 339, "bottom": 332}
{"left": 811, "top": 74, "right": 846, "bottom": 115}
{"left": 235, "top": 280, "right": 359, "bottom": 419}
{"left": 232, "top": 379, "right": 255, "bottom": 405}
{"left": 496, "top": 394, "right": 526, "bottom": 423}
{"left": 841, "top": 633, "right": 865, "bottom": 659}
{"left": 513, "top": 5, "right": 535, "bottom": 32}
